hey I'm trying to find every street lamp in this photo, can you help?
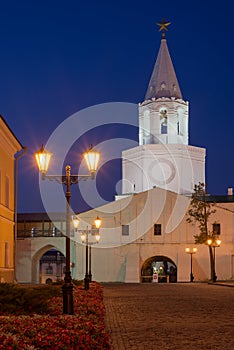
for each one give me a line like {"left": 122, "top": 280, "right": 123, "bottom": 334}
{"left": 72, "top": 215, "right": 80, "bottom": 232}
{"left": 35, "top": 144, "right": 100, "bottom": 315}
{"left": 80, "top": 216, "right": 102, "bottom": 290}
{"left": 207, "top": 237, "right": 221, "bottom": 282}
{"left": 185, "top": 247, "right": 197, "bottom": 282}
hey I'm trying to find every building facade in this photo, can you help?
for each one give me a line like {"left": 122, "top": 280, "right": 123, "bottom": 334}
{"left": 16, "top": 213, "right": 68, "bottom": 283}
{"left": 0, "top": 116, "right": 23, "bottom": 282}
{"left": 16, "top": 189, "right": 234, "bottom": 283}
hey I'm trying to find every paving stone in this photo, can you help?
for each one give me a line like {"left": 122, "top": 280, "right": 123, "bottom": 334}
{"left": 103, "top": 283, "right": 234, "bottom": 350}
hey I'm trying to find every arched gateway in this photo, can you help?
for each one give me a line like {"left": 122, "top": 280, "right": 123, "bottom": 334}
{"left": 141, "top": 256, "right": 177, "bottom": 283}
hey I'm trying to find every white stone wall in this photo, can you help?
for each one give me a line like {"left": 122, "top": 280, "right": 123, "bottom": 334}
{"left": 122, "top": 144, "right": 205, "bottom": 195}
{"left": 75, "top": 188, "right": 234, "bottom": 283}
{"left": 16, "top": 189, "right": 234, "bottom": 284}
{"left": 15, "top": 237, "right": 66, "bottom": 283}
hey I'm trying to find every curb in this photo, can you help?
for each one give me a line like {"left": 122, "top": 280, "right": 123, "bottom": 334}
{"left": 208, "top": 282, "right": 234, "bottom": 288}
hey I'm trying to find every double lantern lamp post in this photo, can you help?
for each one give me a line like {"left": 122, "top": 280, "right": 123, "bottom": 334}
{"left": 207, "top": 237, "right": 221, "bottom": 282}
{"left": 35, "top": 144, "right": 100, "bottom": 315}
{"left": 185, "top": 247, "right": 197, "bottom": 282}
{"left": 80, "top": 216, "right": 102, "bottom": 290}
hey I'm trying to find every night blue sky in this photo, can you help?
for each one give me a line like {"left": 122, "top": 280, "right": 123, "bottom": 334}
{"left": 1, "top": 1, "right": 234, "bottom": 212}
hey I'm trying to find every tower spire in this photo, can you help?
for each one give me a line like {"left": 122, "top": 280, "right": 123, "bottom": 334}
{"left": 145, "top": 19, "right": 182, "bottom": 101}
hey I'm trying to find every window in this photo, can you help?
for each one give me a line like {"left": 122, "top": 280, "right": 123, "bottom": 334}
{"left": 122, "top": 225, "right": 129, "bottom": 236}
{"left": 52, "top": 227, "right": 57, "bottom": 237}
{"left": 31, "top": 227, "right": 36, "bottom": 236}
{"left": 5, "top": 242, "right": 9, "bottom": 268}
{"left": 154, "top": 224, "right": 162, "bottom": 236}
{"left": 213, "top": 223, "right": 221, "bottom": 235}
{"left": 46, "top": 265, "right": 53, "bottom": 274}
{"left": 5, "top": 176, "right": 9, "bottom": 208}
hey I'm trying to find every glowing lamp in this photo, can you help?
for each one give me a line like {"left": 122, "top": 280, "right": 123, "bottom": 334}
{"left": 35, "top": 145, "right": 52, "bottom": 177}
{"left": 84, "top": 145, "right": 100, "bottom": 178}
{"left": 72, "top": 216, "right": 80, "bottom": 231}
{"left": 95, "top": 233, "right": 101, "bottom": 242}
{"left": 81, "top": 232, "right": 86, "bottom": 243}
{"left": 94, "top": 216, "right": 102, "bottom": 229}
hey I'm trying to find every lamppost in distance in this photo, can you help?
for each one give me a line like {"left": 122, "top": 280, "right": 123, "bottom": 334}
{"left": 80, "top": 216, "right": 102, "bottom": 290}
{"left": 185, "top": 247, "right": 197, "bottom": 282}
{"left": 207, "top": 237, "right": 221, "bottom": 282}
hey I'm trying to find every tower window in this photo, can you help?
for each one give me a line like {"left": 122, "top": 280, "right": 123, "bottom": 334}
{"left": 161, "top": 122, "right": 167, "bottom": 134}
{"left": 177, "top": 121, "right": 180, "bottom": 135}
{"left": 161, "top": 82, "right": 166, "bottom": 90}
{"left": 160, "top": 108, "right": 167, "bottom": 134}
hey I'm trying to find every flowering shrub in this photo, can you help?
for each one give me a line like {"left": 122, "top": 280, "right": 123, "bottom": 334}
{"left": 0, "top": 283, "right": 61, "bottom": 315}
{"left": 0, "top": 282, "right": 110, "bottom": 349}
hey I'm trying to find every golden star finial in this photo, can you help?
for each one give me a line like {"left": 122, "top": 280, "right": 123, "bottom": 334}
{"left": 156, "top": 18, "right": 171, "bottom": 38}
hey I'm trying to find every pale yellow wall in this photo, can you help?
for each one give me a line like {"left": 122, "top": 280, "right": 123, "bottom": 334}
{"left": 0, "top": 118, "right": 22, "bottom": 282}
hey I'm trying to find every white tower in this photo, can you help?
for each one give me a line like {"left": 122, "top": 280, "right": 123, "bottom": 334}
{"left": 121, "top": 20, "right": 206, "bottom": 196}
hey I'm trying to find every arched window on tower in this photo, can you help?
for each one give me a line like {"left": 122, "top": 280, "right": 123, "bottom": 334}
{"left": 161, "top": 82, "right": 166, "bottom": 91}
{"left": 177, "top": 109, "right": 183, "bottom": 136}
{"left": 160, "top": 108, "right": 167, "bottom": 134}
{"left": 177, "top": 121, "right": 180, "bottom": 135}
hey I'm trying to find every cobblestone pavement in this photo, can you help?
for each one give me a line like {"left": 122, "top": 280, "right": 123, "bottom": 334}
{"left": 103, "top": 283, "right": 234, "bottom": 350}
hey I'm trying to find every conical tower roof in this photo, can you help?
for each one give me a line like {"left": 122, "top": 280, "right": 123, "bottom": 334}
{"left": 145, "top": 37, "right": 183, "bottom": 100}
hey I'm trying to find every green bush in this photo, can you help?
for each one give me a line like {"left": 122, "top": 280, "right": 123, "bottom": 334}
{"left": 0, "top": 283, "right": 61, "bottom": 315}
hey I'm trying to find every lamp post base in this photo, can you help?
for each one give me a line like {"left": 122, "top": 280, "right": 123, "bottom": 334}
{"left": 213, "top": 273, "right": 217, "bottom": 283}
{"left": 62, "top": 282, "right": 74, "bottom": 315}
{"left": 190, "top": 273, "right": 194, "bottom": 283}
{"left": 84, "top": 275, "right": 90, "bottom": 290}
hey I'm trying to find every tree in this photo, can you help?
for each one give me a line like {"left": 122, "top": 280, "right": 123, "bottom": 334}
{"left": 186, "top": 183, "right": 216, "bottom": 281}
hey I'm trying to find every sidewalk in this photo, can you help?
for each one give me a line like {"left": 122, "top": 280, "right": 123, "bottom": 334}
{"left": 103, "top": 283, "right": 234, "bottom": 350}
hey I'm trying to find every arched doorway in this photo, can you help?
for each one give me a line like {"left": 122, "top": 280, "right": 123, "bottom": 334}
{"left": 141, "top": 256, "right": 177, "bottom": 283}
{"left": 31, "top": 244, "right": 65, "bottom": 284}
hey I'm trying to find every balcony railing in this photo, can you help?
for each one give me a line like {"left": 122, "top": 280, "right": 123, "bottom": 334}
{"left": 17, "top": 229, "right": 65, "bottom": 239}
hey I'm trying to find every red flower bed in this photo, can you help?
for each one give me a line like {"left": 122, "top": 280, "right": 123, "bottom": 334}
{"left": 0, "top": 282, "right": 110, "bottom": 349}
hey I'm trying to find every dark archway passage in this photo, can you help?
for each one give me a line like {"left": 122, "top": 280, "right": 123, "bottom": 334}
{"left": 39, "top": 249, "right": 65, "bottom": 284}
{"left": 141, "top": 255, "right": 177, "bottom": 283}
